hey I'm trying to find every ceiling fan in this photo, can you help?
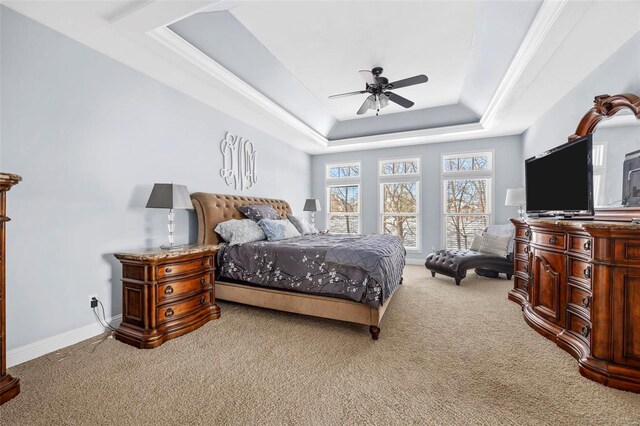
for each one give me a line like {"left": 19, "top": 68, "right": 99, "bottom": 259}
{"left": 328, "top": 67, "right": 428, "bottom": 116}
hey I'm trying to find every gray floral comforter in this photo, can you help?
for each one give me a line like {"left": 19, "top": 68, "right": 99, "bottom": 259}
{"left": 216, "top": 234, "right": 406, "bottom": 306}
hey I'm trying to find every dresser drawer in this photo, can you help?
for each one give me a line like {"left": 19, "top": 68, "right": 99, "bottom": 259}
{"left": 568, "top": 258, "right": 592, "bottom": 288}
{"left": 515, "top": 241, "right": 530, "bottom": 259}
{"left": 566, "top": 308, "right": 591, "bottom": 346}
{"left": 514, "top": 275, "right": 530, "bottom": 294}
{"left": 567, "top": 234, "right": 592, "bottom": 257}
{"left": 157, "top": 290, "right": 213, "bottom": 325}
{"left": 515, "top": 257, "right": 529, "bottom": 277}
{"left": 568, "top": 283, "right": 592, "bottom": 318}
{"left": 531, "top": 231, "right": 565, "bottom": 250}
{"left": 157, "top": 256, "right": 212, "bottom": 279}
{"left": 515, "top": 226, "right": 531, "bottom": 240}
{"left": 157, "top": 273, "right": 212, "bottom": 304}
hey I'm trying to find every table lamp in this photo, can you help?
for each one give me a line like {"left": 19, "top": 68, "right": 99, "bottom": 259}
{"left": 505, "top": 187, "right": 526, "bottom": 220}
{"left": 146, "top": 183, "right": 193, "bottom": 250}
{"left": 303, "top": 198, "right": 321, "bottom": 227}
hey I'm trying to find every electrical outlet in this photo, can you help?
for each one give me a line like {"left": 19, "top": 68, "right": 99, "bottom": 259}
{"left": 89, "top": 294, "right": 98, "bottom": 309}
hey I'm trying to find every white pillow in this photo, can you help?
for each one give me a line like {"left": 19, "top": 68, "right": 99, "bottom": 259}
{"left": 214, "top": 219, "right": 266, "bottom": 246}
{"left": 287, "top": 214, "right": 317, "bottom": 235}
{"left": 258, "top": 218, "right": 301, "bottom": 241}
{"left": 470, "top": 232, "right": 484, "bottom": 251}
{"left": 479, "top": 233, "right": 511, "bottom": 257}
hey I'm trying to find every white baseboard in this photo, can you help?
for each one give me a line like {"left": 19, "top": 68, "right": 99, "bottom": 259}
{"left": 405, "top": 258, "right": 424, "bottom": 265}
{"left": 7, "top": 315, "right": 122, "bottom": 368}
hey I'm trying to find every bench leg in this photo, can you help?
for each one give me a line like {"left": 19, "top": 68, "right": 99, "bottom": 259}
{"left": 455, "top": 278, "right": 461, "bottom": 286}
{"left": 431, "top": 271, "right": 436, "bottom": 277}
{"left": 369, "top": 325, "right": 380, "bottom": 340}
{"left": 506, "top": 274, "right": 512, "bottom": 280}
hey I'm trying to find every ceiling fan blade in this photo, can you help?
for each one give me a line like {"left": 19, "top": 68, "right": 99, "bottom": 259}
{"left": 388, "top": 74, "right": 428, "bottom": 90}
{"left": 358, "top": 70, "right": 377, "bottom": 85}
{"left": 387, "top": 92, "right": 414, "bottom": 108}
{"left": 357, "top": 96, "right": 372, "bottom": 115}
{"left": 328, "top": 90, "right": 366, "bottom": 99}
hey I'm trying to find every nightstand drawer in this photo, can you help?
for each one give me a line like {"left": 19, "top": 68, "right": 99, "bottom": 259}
{"left": 158, "top": 290, "right": 212, "bottom": 325}
{"left": 568, "top": 234, "right": 592, "bottom": 257}
{"left": 157, "top": 256, "right": 212, "bottom": 279}
{"left": 158, "top": 273, "right": 211, "bottom": 304}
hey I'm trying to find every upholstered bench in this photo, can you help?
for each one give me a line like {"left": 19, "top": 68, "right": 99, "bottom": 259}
{"left": 425, "top": 224, "right": 515, "bottom": 285}
{"left": 425, "top": 249, "right": 513, "bottom": 285}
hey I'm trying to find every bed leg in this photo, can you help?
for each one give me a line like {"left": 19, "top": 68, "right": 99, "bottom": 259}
{"left": 369, "top": 325, "right": 380, "bottom": 340}
{"left": 399, "top": 277, "right": 403, "bottom": 285}
{"left": 431, "top": 271, "right": 436, "bottom": 278}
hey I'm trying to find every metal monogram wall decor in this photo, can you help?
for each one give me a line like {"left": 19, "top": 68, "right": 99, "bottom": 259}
{"left": 219, "top": 131, "right": 257, "bottom": 191}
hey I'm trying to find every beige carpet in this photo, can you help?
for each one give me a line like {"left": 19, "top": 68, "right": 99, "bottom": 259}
{"left": 2, "top": 265, "right": 639, "bottom": 425}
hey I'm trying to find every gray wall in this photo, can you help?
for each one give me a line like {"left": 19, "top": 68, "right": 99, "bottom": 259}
{"left": 0, "top": 7, "right": 311, "bottom": 350}
{"left": 523, "top": 32, "right": 640, "bottom": 159}
{"left": 311, "top": 135, "right": 523, "bottom": 262}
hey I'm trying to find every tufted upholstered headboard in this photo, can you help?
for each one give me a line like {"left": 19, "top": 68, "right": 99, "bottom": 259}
{"left": 190, "top": 192, "right": 292, "bottom": 244}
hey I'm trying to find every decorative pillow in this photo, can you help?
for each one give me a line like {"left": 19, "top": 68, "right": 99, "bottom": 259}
{"left": 470, "top": 232, "right": 484, "bottom": 251}
{"left": 287, "top": 214, "right": 317, "bottom": 235}
{"left": 214, "top": 219, "right": 266, "bottom": 246}
{"left": 258, "top": 218, "right": 301, "bottom": 241}
{"left": 479, "top": 233, "right": 511, "bottom": 257}
{"left": 238, "top": 204, "right": 281, "bottom": 222}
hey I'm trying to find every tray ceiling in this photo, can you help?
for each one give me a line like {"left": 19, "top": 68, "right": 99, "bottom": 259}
{"left": 169, "top": 0, "right": 541, "bottom": 139}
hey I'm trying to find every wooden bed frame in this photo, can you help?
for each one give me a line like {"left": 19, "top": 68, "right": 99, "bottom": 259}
{"left": 190, "top": 192, "right": 396, "bottom": 339}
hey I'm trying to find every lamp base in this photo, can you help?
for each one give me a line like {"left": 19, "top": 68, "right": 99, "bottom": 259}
{"left": 160, "top": 244, "right": 184, "bottom": 251}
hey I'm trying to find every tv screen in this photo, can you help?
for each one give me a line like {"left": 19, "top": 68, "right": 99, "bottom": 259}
{"left": 525, "top": 135, "right": 593, "bottom": 216}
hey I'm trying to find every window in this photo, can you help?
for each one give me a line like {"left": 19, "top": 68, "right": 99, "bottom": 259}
{"left": 379, "top": 158, "right": 420, "bottom": 249}
{"left": 592, "top": 143, "right": 606, "bottom": 207}
{"left": 442, "top": 152, "right": 493, "bottom": 249}
{"left": 326, "top": 162, "right": 360, "bottom": 234}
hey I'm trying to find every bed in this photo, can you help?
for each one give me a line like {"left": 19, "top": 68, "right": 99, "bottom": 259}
{"left": 190, "top": 193, "right": 406, "bottom": 339}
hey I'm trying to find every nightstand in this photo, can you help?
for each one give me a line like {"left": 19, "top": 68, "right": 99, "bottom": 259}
{"left": 113, "top": 245, "right": 220, "bottom": 348}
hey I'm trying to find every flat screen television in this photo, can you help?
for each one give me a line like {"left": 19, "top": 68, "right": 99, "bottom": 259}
{"left": 525, "top": 134, "right": 593, "bottom": 217}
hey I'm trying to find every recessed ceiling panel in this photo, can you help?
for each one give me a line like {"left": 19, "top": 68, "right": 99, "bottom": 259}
{"left": 230, "top": 1, "right": 478, "bottom": 120}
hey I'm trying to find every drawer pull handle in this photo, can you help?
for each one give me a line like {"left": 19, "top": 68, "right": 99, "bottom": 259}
{"left": 200, "top": 296, "right": 207, "bottom": 305}
{"left": 165, "top": 267, "right": 172, "bottom": 273}
{"left": 164, "top": 286, "right": 174, "bottom": 295}
{"left": 523, "top": 283, "right": 528, "bottom": 291}
{"left": 580, "top": 325, "right": 591, "bottom": 338}
{"left": 200, "top": 277, "right": 207, "bottom": 286}
{"left": 524, "top": 265, "right": 528, "bottom": 273}
{"left": 165, "top": 308, "right": 174, "bottom": 318}
{"left": 523, "top": 246, "right": 529, "bottom": 254}
{"left": 524, "top": 229, "right": 531, "bottom": 238}
{"left": 583, "top": 266, "right": 592, "bottom": 279}
{"left": 584, "top": 240, "right": 591, "bottom": 251}
{"left": 548, "top": 236, "right": 557, "bottom": 245}
{"left": 581, "top": 296, "right": 591, "bottom": 309}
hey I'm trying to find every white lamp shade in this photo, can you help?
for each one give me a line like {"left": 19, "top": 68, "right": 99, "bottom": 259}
{"left": 505, "top": 187, "right": 526, "bottom": 206}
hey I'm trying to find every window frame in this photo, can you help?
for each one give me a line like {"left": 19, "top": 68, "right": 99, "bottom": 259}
{"left": 440, "top": 150, "right": 494, "bottom": 249}
{"left": 378, "top": 156, "right": 421, "bottom": 251}
{"left": 325, "top": 161, "right": 361, "bottom": 234}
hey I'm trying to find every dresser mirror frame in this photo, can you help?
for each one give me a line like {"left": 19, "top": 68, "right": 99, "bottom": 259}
{"left": 567, "top": 93, "right": 640, "bottom": 221}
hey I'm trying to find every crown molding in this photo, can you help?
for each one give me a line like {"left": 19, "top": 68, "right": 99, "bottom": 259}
{"left": 148, "top": 26, "right": 329, "bottom": 149}
{"left": 480, "top": 0, "right": 568, "bottom": 129}
{"left": 147, "top": 1, "right": 565, "bottom": 153}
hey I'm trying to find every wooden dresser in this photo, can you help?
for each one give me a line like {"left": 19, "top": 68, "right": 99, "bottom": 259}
{"left": 114, "top": 245, "right": 221, "bottom": 348}
{"left": 0, "top": 173, "right": 21, "bottom": 405}
{"left": 510, "top": 218, "right": 640, "bottom": 392}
